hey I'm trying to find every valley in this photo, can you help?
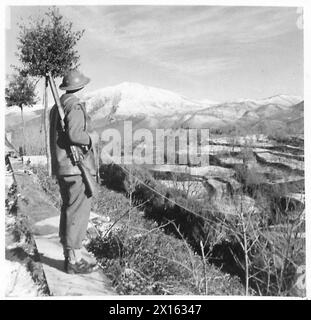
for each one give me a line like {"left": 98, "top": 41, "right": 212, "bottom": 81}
{"left": 5, "top": 81, "right": 305, "bottom": 296}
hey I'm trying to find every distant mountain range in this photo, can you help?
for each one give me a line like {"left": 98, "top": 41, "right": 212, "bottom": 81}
{"left": 82, "top": 82, "right": 303, "bottom": 134}
{"left": 5, "top": 82, "right": 304, "bottom": 135}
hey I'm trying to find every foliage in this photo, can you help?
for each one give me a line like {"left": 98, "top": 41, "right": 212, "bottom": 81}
{"left": 31, "top": 165, "right": 61, "bottom": 208}
{"left": 5, "top": 72, "right": 38, "bottom": 154}
{"left": 87, "top": 210, "right": 245, "bottom": 295}
{"left": 15, "top": 7, "right": 84, "bottom": 78}
{"left": 15, "top": 6, "right": 85, "bottom": 173}
{"left": 5, "top": 73, "right": 38, "bottom": 108}
{"left": 98, "top": 162, "right": 305, "bottom": 296}
{"left": 5, "top": 180, "right": 50, "bottom": 296}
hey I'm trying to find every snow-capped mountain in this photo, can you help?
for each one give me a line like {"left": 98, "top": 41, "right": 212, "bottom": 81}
{"left": 82, "top": 82, "right": 209, "bottom": 117}
{"left": 198, "top": 99, "right": 219, "bottom": 106}
{"left": 233, "top": 94, "right": 302, "bottom": 108}
{"left": 81, "top": 83, "right": 303, "bottom": 133}
{"left": 83, "top": 82, "right": 302, "bottom": 117}
{"left": 5, "top": 81, "right": 303, "bottom": 135}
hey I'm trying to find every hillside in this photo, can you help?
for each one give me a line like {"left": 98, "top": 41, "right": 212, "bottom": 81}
{"left": 82, "top": 83, "right": 303, "bottom": 134}
{"left": 5, "top": 82, "right": 303, "bottom": 138}
{"left": 5, "top": 82, "right": 305, "bottom": 296}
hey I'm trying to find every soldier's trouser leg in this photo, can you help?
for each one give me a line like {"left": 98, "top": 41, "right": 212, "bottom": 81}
{"left": 58, "top": 175, "right": 92, "bottom": 251}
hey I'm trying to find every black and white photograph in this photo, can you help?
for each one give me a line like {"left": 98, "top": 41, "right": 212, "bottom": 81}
{"left": 2, "top": 1, "right": 309, "bottom": 300}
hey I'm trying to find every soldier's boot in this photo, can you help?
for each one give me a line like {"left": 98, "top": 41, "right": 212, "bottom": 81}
{"left": 64, "top": 248, "right": 98, "bottom": 274}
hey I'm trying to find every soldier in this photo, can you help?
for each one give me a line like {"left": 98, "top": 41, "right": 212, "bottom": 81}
{"left": 49, "top": 69, "right": 97, "bottom": 274}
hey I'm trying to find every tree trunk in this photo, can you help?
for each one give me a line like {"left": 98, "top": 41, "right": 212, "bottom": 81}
{"left": 20, "top": 104, "right": 25, "bottom": 155}
{"left": 44, "top": 76, "right": 52, "bottom": 176}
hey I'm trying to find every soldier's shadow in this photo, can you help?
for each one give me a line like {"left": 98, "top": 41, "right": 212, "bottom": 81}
{"left": 40, "top": 254, "right": 65, "bottom": 273}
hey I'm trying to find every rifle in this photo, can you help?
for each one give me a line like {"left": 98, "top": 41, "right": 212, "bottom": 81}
{"left": 47, "top": 72, "right": 97, "bottom": 197}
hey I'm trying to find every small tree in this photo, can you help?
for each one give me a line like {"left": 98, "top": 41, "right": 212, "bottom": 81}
{"left": 5, "top": 73, "right": 38, "bottom": 155}
{"left": 15, "top": 7, "right": 84, "bottom": 174}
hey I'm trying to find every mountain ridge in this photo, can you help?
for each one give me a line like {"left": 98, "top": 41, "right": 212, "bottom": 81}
{"left": 5, "top": 81, "right": 304, "bottom": 135}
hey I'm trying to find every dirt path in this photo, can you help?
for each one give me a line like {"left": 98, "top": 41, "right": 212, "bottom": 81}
{"left": 9, "top": 159, "right": 116, "bottom": 297}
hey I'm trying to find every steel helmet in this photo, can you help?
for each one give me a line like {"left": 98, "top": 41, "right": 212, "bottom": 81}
{"left": 59, "top": 69, "right": 90, "bottom": 91}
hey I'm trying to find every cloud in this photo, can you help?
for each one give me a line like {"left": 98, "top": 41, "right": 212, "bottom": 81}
{"left": 52, "top": 6, "right": 303, "bottom": 77}
{"left": 154, "top": 56, "right": 239, "bottom": 76}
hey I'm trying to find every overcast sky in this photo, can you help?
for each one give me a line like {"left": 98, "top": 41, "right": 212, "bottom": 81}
{"left": 6, "top": 5, "right": 303, "bottom": 101}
